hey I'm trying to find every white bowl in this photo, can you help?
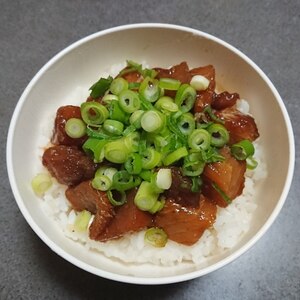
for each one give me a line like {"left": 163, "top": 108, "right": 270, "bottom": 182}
{"left": 7, "top": 24, "right": 295, "bottom": 284}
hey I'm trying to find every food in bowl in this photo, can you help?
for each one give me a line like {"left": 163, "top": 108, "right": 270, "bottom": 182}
{"left": 32, "top": 60, "right": 267, "bottom": 265}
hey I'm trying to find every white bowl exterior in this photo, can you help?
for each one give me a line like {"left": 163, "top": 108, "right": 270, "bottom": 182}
{"left": 7, "top": 24, "right": 295, "bottom": 284}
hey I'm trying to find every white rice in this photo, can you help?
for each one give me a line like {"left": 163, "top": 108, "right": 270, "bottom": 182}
{"left": 37, "top": 94, "right": 267, "bottom": 266}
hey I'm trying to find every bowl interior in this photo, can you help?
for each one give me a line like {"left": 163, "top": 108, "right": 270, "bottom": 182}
{"left": 7, "top": 25, "right": 294, "bottom": 284}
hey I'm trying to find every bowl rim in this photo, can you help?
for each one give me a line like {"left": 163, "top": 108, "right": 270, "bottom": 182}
{"left": 6, "top": 23, "right": 295, "bottom": 285}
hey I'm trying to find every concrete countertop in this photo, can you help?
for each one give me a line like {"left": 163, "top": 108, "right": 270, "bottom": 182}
{"left": 1, "top": 0, "right": 299, "bottom": 299}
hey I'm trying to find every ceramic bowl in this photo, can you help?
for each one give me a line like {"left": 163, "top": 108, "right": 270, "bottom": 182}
{"left": 7, "top": 24, "right": 294, "bottom": 284}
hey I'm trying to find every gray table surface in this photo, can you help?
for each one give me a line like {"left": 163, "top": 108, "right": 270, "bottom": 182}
{"left": 1, "top": 0, "right": 299, "bottom": 299}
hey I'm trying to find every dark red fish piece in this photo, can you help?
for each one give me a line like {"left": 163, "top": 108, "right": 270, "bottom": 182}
{"left": 119, "top": 68, "right": 143, "bottom": 83}
{"left": 65, "top": 180, "right": 98, "bottom": 214}
{"left": 51, "top": 105, "right": 87, "bottom": 146}
{"left": 88, "top": 188, "right": 115, "bottom": 240}
{"left": 86, "top": 95, "right": 103, "bottom": 103}
{"left": 155, "top": 195, "right": 217, "bottom": 246}
{"left": 42, "top": 145, "right": 98, "bottom": 186}
{"left": 211, "top": 91, "right": 239, "bottom": 110}
{"left": 191, "top": 65, "right": 216, "bottom": 113}
{"left": 65, "top": 180, "right": 115, "bottom": 240}
{"left": 202, "top": 147, "right": 246, "bottom": 207}
{"left": 97, "top": 189, "right": 153, "bottom": 241}
{"left": 164, "top": 167, "right": 200, "bottom": 208}
{"left": 216, "top": 107, "right": 259, "bottom": 144}
{"left": 155, "top": 61, "right": 191, "bottom": 84}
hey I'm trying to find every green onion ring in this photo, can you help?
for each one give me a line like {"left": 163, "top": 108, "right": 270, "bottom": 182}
{"left": 80, "top": 102, "right": 109, "bottom": 126}
{"left": 231, "top": 139, "right": 255, "bottom": 160}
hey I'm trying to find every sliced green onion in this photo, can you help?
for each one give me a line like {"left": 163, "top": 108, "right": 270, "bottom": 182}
{"left": 64, "top": 118, "right": 86, "bottom": 138}
{"left": 108, "top": 100, "right": 129, "bottom": 123}
{"left": 124, "top": 132, "right": 140, "bottom": 152}
{"left": 89, "top": 76, "right": 113, "bottom": 98}
{"left": 110, "top": 77, "right": 128, "bottom": 95}
{"left": 140, "top": 96, "right": 154, "bottom": 111}
{"left": 207, "top": 123, "right": 229, "bottom": 147}
{"left": 231, "top": 140, "right": 255, "bottom": 160}
{"left": 182, "top": 152, "right": 205, "bottom": 177}
{"left": 203, "top": 105, "right": 224, "bottom": 124}
{"left": 144, "top": 227, "right": 168, "bottom": 248}
{"left": 92, "top": 175, "right": 112, "bottom": 191}
{"left": 82, "top": 138, "right": 108, "bottom": 162}
{"left": 119, "top": 90, "right": 141, "bottom": 113}
{"left": 153, "top": 135, "right": 168, "bottom": 150}
{"left": 177, "top": 113, "right": 196, "bottom": 136}
{"left": 183, "top": 151, "right": 205, "bottom": 176}
{"left": 107, "top": 190, "right": 126, "bottom": 206}
{"left": 148, "top": 198, "right": 165, "bottom": 214}
{"left": 74, "top": 210, "right": 92, "bottom": 232}
{"left": 163, "top": 146, "right": 188, "bottom": 166}
{"left": 188, "top": 129, "right": 211, "bottom": 151}
{"left": 212, "top": 182, "right": 231, "bottom": 204}
{"left": 129, "top": 110, "right": 144, "bottom": 129}
{"left": 102, "top": 94, "right": 119, "bottom": 103}
{"left": 122, "top": 124, "right": 136, "bottom": 136}
{"left": 191, "top": 177, "right": 202, "bottom": 193}
{"left": 141, "top": 110, "right": 164, "bottom": 133}
{"left": 246, "top": 156, "right": 258, "bottom": 170}
{"left": 103, "top": 119, "right": 124, "bottom": 135}
{"left": 134, "top": 181, "right": 159, "bottom": 211}
{"left": 197, "top": 121, "right": 214, "bottom": 129}
{"left": 128, "top": 82, "right": 141, "bottom": 90}
{"left": 139, "top": 77, "right": 160, "bottom": 103}
{"left": 190, "top": 75, "right": 210, "bottom": 91}
{"left": 141, "top": 148, "right": 162, "bottom": 169}
{"left": 182, "top": 160, "right": 205, "bottom": 176}
{"left": 175, "top": 84, "right": 197, "bottom": 112}
{"left": 200, "top": 147, "right": 225, "bottom": 163}
{"left": 155, "top": 96, "right": 178, "bottom": 113}
{"left": 124, "top": 153, "right": 142, "bottom": 174}
{"left": 156, "top": 169, "right": 172, "bottom": 190}
{"left": 81, "top": 102, "right": 109, "bottom": 126}
{"left": 139, "top": 170, "right": 153, "bottom": 182}
{"left": 149, "top": 174, "right": 164, "bottom": 194}
{"left": 161, "top": 134, "right": 182, "bottom": 154}
{"left": 104, "top": 139, "right": 129, "bottom": 163}
{"left": 126, "top": 60, "right": 157, "bottom": 78}
{"left": 112, "top": 170, "right": 141, "bottom": 191}
{"left": 95, "top": 166, "right": 118, "bottom": 181}
{"left": 166, "top": 114, "right": 186, "bottom": 144}
{"left": 31, "top": 173, "right": 52, "bottom": 196}
{"left": 86, "top": 126, "right": 118, "bottom": 140}
{"left": 158, "top": 78, "right": 181, "bottom": 90}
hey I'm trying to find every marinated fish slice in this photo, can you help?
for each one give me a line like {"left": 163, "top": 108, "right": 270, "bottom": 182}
{"left": 42, "top": 145, "right": 98, "bottom": 186}
{"left": 97, "top": 189, "right": 153, "bottom": 241}
{"left": 66, "top": 180, "right": 115, "bottom": 239}
{"left": 164, "top": 167, "right": 200, "bottom": 208}
{"left": 216, "top": 107, "right": 259, "bottom": 144}
{"left": 51, "top": 105, "right": 87, "bottom": 146}
{"left": 119, "top": 68, "right": 143, "bottom": 83}
{"left": 155, "top": 195, "right": 217, "bottom": 246}
{"left": 203, "top": 147, "right": 246, "bottom": 207}
{"left": 89, "top": 190, "right": 115, "bottom": 240}
{"left": 65, "top": 181, "right": 98, "bottom": 214}
{"left": 211, "top": 91, "right": 240, "bottom": 110}
{"left": 155, "top": 61, "right": 191, "bottom": 84}
{"left": 191, "top": 65, "right": 215, "bottom": 112}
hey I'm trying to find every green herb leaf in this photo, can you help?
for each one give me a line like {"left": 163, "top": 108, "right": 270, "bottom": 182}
{"left": 89, "top": 76, "right": 113, "bottom": 98}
